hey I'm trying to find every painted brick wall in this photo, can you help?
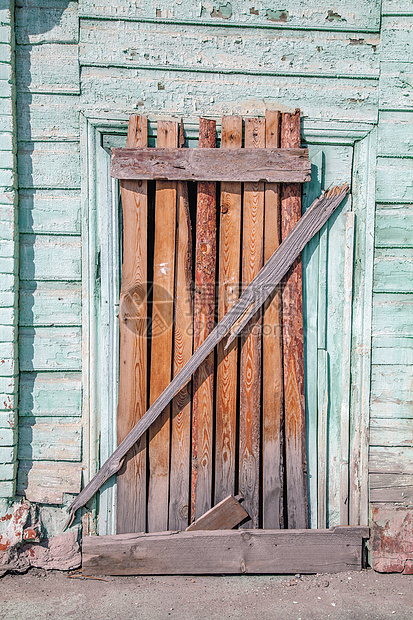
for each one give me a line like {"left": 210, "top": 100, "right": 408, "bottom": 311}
{"left": 0, "top": 0, "right": 18, "bottom": 499}
{"left": 15, "top": 0, "right": 82, "bottom": 507}
{"left": 368, "top": 2, "right": 413, "bottom": 573}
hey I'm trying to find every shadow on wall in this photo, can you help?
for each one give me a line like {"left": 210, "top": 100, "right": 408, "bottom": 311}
{"left": 15, "top": 0, "right": 74, "bottom": 491}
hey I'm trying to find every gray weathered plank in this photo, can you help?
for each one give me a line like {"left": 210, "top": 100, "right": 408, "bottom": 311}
{"left": 369, "top": 447, "right": 413, "bottom": 475}
{"left": 82, "top": 527, "right": 369, "bottom": 576}
{"left": 369, "top": 474, "right": 413, "bottom": 504}
{"left": 186, "top": 495, "right": 249, "bottom": 531}
{"left": 111, "top": 147, "right": 310, "bottom": 183}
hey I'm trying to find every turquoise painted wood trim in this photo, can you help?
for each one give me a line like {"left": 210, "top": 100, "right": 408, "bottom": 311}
{"left": 0, "top": 0, "right": 18, "bottom": 498}
{"left": 97, "top": 138, "right": 119, "bottom": 536}
{"left": 80, "top": 113, "right": 99, "bottom": 535}
{"left": 349, "top": 128, "right": 377, "bottom": 526}
{"left": 340, "top": 211, "right": 355, "bottom": 526}
{"left": 302, "top": 149, "right": 323, "bottom": 529}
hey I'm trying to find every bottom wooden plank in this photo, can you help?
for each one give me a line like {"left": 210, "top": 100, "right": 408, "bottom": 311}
{"left": 82, "top": 527, "right": 369, "bottom": 576}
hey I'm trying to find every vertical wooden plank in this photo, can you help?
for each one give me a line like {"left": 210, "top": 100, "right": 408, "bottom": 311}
{"left": 340, "top": 211, "right": 355, "bottom": 525}
{"left": 239, "top": 117, "right": 265, "bottom": 529}
{"left": 169, "top": 122, "right": 193, "bottom": 531}
{"left": 317, "top": 349, "right": 328, "bottom": 529}
{"left": 148, "top": 120, "right": 178, "bottom": 532}
{"left": 317, "top": 216, "right": 328, "bottom": 530}
{"left": 302, "top": 150, "right": 324, "bottom": 529}
{"left": 215, "top": 116, "right": 242, "bottom": 505}
{"left": 281, "top": 110, "right": 308, "bottom": 529}
{"left": 262, "top": 110, "right": 283, "bottom": 529}
{"left": 191, "top": 118, "right": 217, "bottom": 521}
{"left": 117, "top": 116, "right": 148, "bottom": 534}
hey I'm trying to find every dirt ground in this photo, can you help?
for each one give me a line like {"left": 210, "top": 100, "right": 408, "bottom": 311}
{"left": 0, "top": 568, "right": 412, "bottom": 620}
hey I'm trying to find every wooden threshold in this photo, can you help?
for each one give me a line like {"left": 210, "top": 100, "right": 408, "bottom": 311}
{"left": 111, "top": 147, "right": 310, "bottom": 183}
{"left": 82, "top": 527, "right": 369, "bottom": 576}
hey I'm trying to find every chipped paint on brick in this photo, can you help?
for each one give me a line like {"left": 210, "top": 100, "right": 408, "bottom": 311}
{"left": 370, "top": 506, "right": 413, "bottom": 573}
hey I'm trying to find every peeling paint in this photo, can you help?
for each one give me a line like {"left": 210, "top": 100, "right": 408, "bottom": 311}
{"left": 250, "top": 7, "right": 259, "bottom": 15}
{"left": 210, "top": 2, "right": 232, "bottom": 19}
{"left": 326, "top": 10, "right": 346, "bottom": 22}
{"left": 266, "top": 9, "right": 288, "bottom": 23}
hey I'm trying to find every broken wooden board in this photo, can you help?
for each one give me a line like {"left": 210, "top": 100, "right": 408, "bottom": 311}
{"left": 82, "top": 527, "right": 369, "bottom": 576}
{"left": 186, "top": 495, "right": 249, "bottom": 532}
{"left": 111, "top": 147, "right": 311, "bottom": 183}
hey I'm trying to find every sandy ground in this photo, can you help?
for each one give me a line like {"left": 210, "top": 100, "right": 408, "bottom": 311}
{"left": 0, "top": 568, "right": 412, "bottom": 620}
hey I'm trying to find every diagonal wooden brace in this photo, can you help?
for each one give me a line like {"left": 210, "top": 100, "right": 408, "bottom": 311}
{"left": 66, "top": 184, "right": 349, "bottom": 528}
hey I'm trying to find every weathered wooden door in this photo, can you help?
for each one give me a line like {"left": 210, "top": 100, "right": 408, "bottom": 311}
{"left": 115, "top": 112, "right": 313, "bottom": 534}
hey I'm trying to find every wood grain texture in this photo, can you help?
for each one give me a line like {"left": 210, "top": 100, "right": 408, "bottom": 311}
{"left": 239, "top": 118, "right": 265, "bottom": 529}
{"left": 148, "top": 120, "right": 178, "bottom": 532}
{"left": 169, "top": 129, "right": 193, "bottom": 531}
{"left": 117, "top": 116, "right": 148, "bottom": 534}
{"left": 68, "top": 187, "right": 349, "bottom": 523}
{"left": 191, "top": 118, "right": 217, "bottom": 521}
{"left": 262, "top": 110, "right": 284, "bottom": 529}
{"left": 281, "top": 109, "right": 308, "bottom": 529}
{"left": 82, "top": 527, "right": 369, "bottom": 576}
{"left": 215, "top": 116, "right": 242, "bottom": 505}
{"left": 186, "top": 495, "right": 248, "bottom": 531}
{"left": 111, "top": 147, "right": 310, "bottom": 183}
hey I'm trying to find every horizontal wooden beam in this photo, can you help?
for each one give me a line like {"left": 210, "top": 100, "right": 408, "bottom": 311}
{"left": 82, "top": 527, "right": 369, "bottom": 576}
{"left": 111, "top": 148, "right": 311, "bottom": 183}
